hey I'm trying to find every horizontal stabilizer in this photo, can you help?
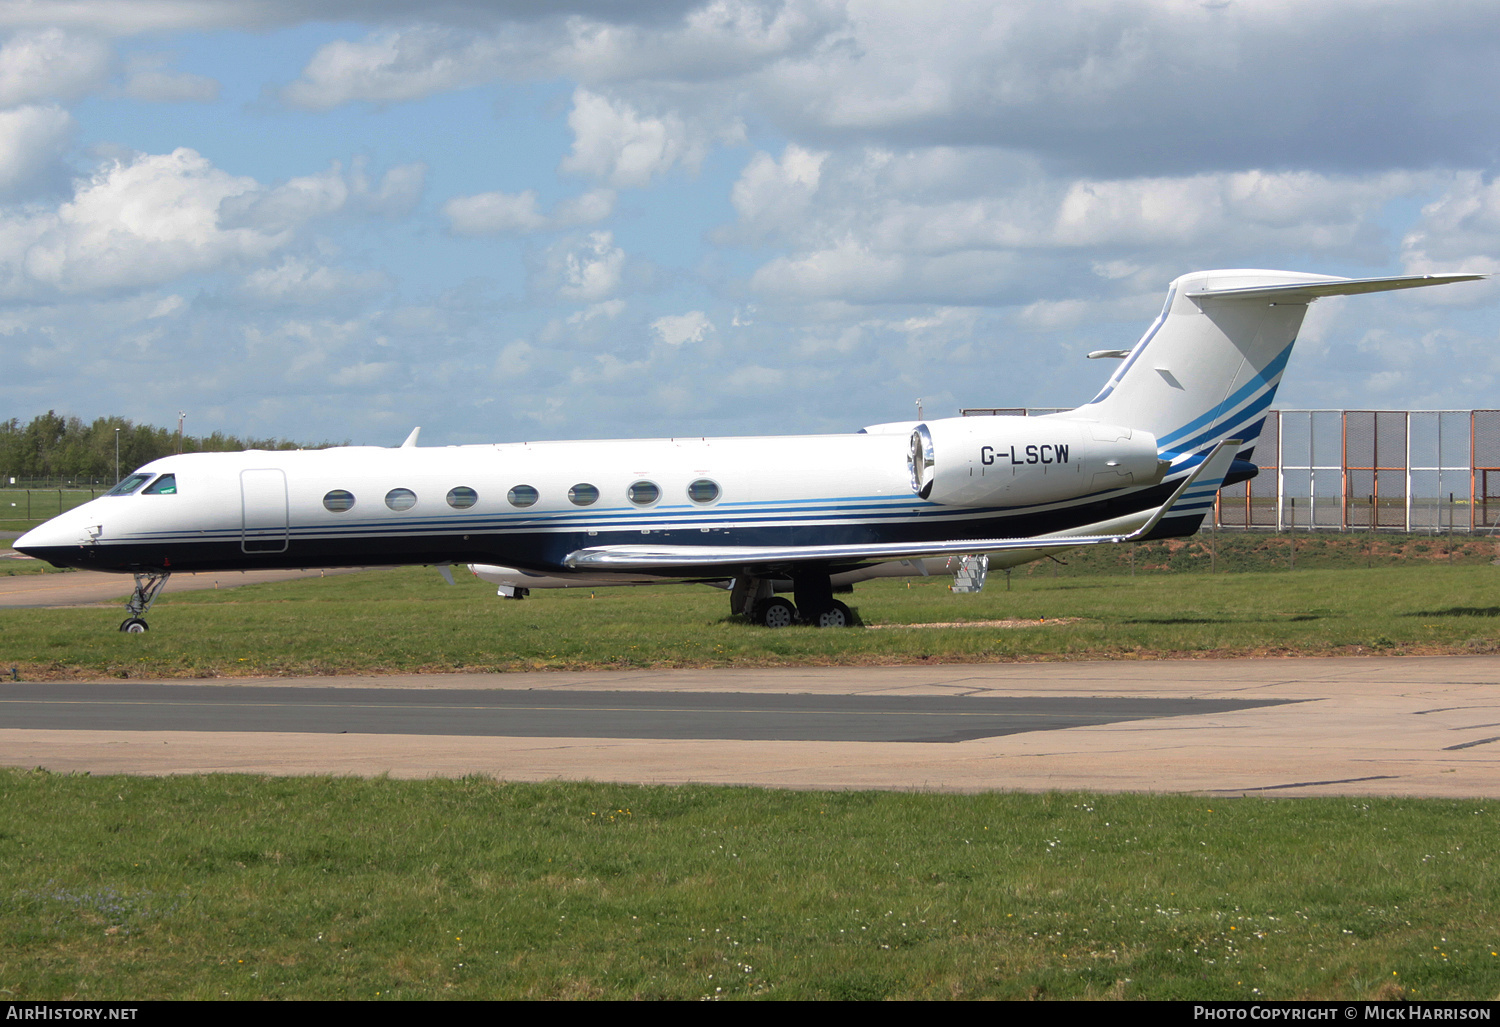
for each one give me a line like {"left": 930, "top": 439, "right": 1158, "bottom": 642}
{"left": 565, "top": 441, "right": 1242, "bottom": 572}
{"left": 1185, "top": 273, "right": 1485, "bottom": 304}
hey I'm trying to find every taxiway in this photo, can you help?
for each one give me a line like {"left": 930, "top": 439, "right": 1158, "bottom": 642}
{"left": 2, "top": 657, "right": 1497, "bottom": 796}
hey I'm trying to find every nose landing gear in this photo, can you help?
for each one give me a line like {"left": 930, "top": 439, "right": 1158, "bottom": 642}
{"left": 118, "top": 570, "right": 171, "bottom": 633}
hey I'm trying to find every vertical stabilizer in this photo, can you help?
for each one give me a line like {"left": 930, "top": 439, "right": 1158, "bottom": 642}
{"left": 1077, "top": 270, "right": 1320, "bottom": 468}
{"left": 1073, "top": 269, "right": 1483, "bottom": 471}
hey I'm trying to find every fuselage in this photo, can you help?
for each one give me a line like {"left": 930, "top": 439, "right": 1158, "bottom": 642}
{"left": 15, "top": 423, "right": 1171, "bottom": 579}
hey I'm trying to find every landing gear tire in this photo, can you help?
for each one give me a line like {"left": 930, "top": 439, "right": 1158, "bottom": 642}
{"left": 120, "top": 617, "right": 149, "bottom": 633}
{"left": 752, "top": 597, "right": 797, "bottom": 628}
{"left": 814, "top": 600, "right": 855, "bottom": 628}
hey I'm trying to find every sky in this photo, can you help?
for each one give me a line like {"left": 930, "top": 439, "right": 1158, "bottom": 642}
{"left": 3, "top": 0, "right": 1500, "bottom": 447}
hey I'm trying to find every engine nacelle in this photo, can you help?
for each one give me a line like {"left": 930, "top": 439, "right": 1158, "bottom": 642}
{"left": 909, "top": 416, "right": 1164, "bottom": 507}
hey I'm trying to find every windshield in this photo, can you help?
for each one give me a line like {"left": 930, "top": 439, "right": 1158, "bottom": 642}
{"left": 106, "top": 472, "right": 153, "bottom": 497}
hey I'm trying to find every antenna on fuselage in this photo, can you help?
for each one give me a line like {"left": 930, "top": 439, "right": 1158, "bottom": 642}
{"left": 400, "top": 426, "right": 421, "bottom": 448}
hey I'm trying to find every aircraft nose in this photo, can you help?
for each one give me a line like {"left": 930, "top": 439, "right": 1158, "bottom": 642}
{"left": 13, "top": 510, "right": 96, "bottom": 567}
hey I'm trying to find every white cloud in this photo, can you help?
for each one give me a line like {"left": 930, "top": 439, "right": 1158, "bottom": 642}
{"left": 559, "top": 88, "right": 706, "bottom": 189}
{"left": 727, "top": 144, "right": 825, "bottom": 241}
{"left": 242, "top": 315, "right": 369, "bottom": 381}
{"left": 6, "top": 2, "right": 1500, "bottom": 446}
{"left": 1050, "top": 170, "right": 1426, "bottom": 249}
{"left": 444, "top": 190, "right": 548, "bottom": 235}
{"left": 651, "top": 309, "right": 713, "bottom": 346}
{"left": 121, "top": 54, "right": 218, "bottom": 102}
{"left": 549, "top": 230, "right": 625, "bottom": 302}
{"left": 0, "top": 104, "right": 73, "bottom": 199}
{"left": 733, "top": 150, "right": 1431, "bottom": 306}
{"left": 220, "top": 163, "right": 349, "bottom": 233}
{"left": 238, "top": 256, "right": 390, "bottom": 305}
{"left": 493, "top": 339, "right": 533, "bottom": 378}
{"left": 220, "top": 158, "right": 425, "bottom": 232}
{"left": 748, "top": 237, "right": 904, "bottom": 302}
{"left": 268, "top": 3, "right": 835, "bottom": 111}
{"left": 147, "top": 293, "right": 184, "bottom": 318}
{"left": 719, "top": 363, "right": 784, "bottom": 393}
{"left": 553, "top": 187, "right": 615, "bottom": 226}
{"left": 280, "top": 25, "right": 520, "bottom": 110}
{"left": 443, "top": 186, "right": 613, "bottom": 235}
{"left": 0, "top": 149, "right": 424, "bottom": 298}
{"left": 1400, "top": 172, "right": 1500, "bottom": 300}
{"left": 0, "top": 29, "right": 110, "bottom": 105}
{"left": 552, "top": 0, "right": 841, "bottom": 83}
{"left": 349, "top": 158, "right": 425, "bottom": 217}
{"left": 738, "top": 1, "right": 1500, "bottom": 175}
{"left": 566, "top": 298, "right": 625, "bottom": 325}
{"left": 1, "top": 148, "right": 274, "bottom": 295}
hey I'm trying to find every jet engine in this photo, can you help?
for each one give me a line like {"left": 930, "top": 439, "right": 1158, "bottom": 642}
{"left": 909, "top": 416, "right": 1165, "bottom": 507}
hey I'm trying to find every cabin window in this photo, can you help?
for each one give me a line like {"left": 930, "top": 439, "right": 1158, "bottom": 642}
{"left": 687, "top": 478, "right": 720, "bottom": 504}
{"left": 142, "top": 473, "right": 177, "bottom": 495}
{"left": 627, "top": 480, "right": 660, "bottom": 506}
{"left": 446, "top": 486, "right": 478, "bottom": 509}
{"left": 507, "top": 485, "right": 539, "bottom": 508}
{"left": 568, "top": 483, "right": 599, "bottom": 506}
{"left": 323, "top": 490, "right": 355, "bottom": 512}
{"left": 385, "top": 488, "right": 418, "bottom": 511}
{"left": 107, "top": 473, "right": 152, "bottom": 497}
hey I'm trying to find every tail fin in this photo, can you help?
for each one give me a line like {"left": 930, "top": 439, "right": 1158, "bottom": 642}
{"left": 1077, "top": 270, "right": 1483, "bottom": 470}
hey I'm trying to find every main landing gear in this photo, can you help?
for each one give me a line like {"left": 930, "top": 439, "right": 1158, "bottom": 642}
{"left": 119, "top": 570, "right": 171, "bottom": 633}
{"left": 732, "top": 573, "right": 857, "bottom": 628}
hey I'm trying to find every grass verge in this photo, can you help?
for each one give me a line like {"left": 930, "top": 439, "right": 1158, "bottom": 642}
{"left": 1, "top": 771, "right": 1494, "bottom": 1000}
{"left": 4, "top": 559, "right": 1500, "bottom": 680}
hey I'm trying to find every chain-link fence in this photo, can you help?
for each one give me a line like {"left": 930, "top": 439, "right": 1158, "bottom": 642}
{"left": 0, "top": 488, "right": 101, "bottom": 532}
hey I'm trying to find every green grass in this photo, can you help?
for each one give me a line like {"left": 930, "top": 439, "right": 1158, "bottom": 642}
{"left": 6, "top": 542, "right": 1499, "bottom": 1000}
{"left": 0, "top": 771, "right": 1494, "bottom": 1000}
{"left": 4, "top": 557, "right": 1500, "bottom": 680}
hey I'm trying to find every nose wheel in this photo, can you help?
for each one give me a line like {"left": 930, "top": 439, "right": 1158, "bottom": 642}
{"left": 118, "top": 570, "right": 171, "bottom": 633}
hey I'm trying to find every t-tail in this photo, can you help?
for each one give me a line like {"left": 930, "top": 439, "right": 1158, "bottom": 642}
{"left": 1075, "top": 269, "right": 1485, "bottom": 475}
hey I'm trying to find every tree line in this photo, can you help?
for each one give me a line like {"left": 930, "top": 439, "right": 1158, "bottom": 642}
{"left": 0, "top": 411, "right": 336, "bottom": 484}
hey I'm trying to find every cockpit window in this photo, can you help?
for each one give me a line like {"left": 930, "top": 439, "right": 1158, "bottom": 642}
{"left": 142, "top": 473, "right": 177, "bottom": 495}
{"left": 106, "top": 473, "right": 152, "bottom": 497}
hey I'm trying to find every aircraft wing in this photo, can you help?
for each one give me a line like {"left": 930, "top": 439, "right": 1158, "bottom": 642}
{"left": 564, "top": 440, "right": 1241, "bottom": 572}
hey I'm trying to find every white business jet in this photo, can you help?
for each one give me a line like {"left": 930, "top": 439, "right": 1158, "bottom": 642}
{"left": 16, "top": 269, "right": 1482, "bottom": 632}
